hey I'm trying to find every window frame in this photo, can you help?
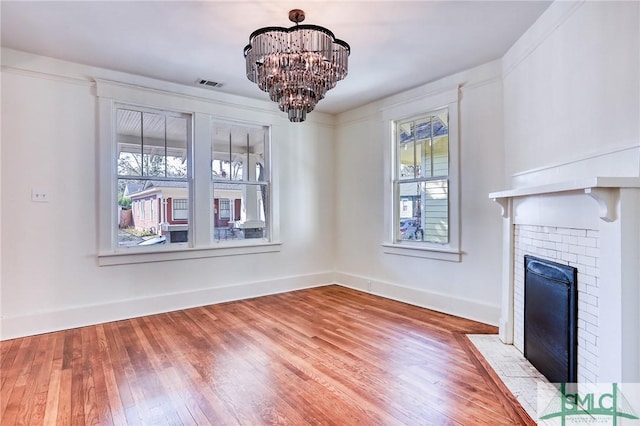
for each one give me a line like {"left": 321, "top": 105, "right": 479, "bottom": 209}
{"left": 97, "top": 80, "right": 280, "bottom": 266}
{"left": 394, "top": 108, "right": 450, "bottom": 244}
{"left": 381, "top": 86, "right": 461, "bottom": 262}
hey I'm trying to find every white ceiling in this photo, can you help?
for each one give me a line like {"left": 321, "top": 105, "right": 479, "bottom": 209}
{"left": 1, "top": 1, "right": 551, "bottom": 115}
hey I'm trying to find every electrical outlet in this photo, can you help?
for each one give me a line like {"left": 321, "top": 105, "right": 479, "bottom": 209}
{"left": 367, "top": 280, "right": 372, "bottom": 291}
{"left": 31, "top": 188, "right": 50, "bottom": 203}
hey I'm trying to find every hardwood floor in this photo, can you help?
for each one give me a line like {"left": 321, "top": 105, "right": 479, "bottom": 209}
{"left": 1, "top": 285, "right": 533, "bottom": 425}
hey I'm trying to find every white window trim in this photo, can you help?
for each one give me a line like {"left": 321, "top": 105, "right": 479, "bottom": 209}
{"left": 97, "top": 242, "right": 283, "bottom": 266}
{"left": 382, "top": 86, "right": 461, "bottom": 262}
{"left": 97, "top": 79, "right": 280, "bottom": 265}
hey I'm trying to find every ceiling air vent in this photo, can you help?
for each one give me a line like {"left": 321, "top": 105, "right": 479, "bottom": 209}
{"left": 197, "top": 79, "right": 223, "bottom": 88}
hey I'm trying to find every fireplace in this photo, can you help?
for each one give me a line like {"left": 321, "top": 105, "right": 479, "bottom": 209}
{"left": 490, "top": 177, "right": 640, "bottom": 383}
{"left": 524, "top": 255, "right": 577, "bottom": 384}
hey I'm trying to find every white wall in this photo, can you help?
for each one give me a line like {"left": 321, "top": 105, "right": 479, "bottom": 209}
{"left": 6, "top": 1, "right": 637, "bottom": 341}
{"left": 503, "top": 1, "right": 640, "bottom": 187}
{"left": 334, "top": 61, "right": 505, "bottom": 325}
{"left": 497, "top": 0, "right": 640, "bottom": 381}
{"left": 0, "top": 49, "right": 336, "bottom": 339}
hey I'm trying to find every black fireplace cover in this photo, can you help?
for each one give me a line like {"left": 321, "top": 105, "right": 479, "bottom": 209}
{"left": 524, "top": 255, "right": 578, "bottom": 384}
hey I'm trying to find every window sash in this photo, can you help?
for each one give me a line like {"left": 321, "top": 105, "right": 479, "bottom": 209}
{"left": 210, "top": 121, "right": 270, "bottom": 243}
{"left": 112, "top": 105, "right": 192, "bottom": 249}
{"left": 393, "top": 109, "right": 450, "bottom": 245}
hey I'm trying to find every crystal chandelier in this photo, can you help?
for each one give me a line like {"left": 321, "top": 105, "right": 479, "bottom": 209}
{"left": 244, "top": 9, "right": 350, "bottom": 123}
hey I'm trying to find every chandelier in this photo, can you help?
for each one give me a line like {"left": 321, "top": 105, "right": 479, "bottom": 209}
{"left": 243, "top": 9, "right": 350, "bottom": 123}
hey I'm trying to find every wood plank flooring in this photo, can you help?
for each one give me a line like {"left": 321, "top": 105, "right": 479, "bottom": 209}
{"left": 1, "top": 285, "right": 534, "bottom": 425}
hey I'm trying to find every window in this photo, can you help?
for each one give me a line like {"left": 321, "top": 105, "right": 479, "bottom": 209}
{"left": 172, "top": 199, "right": 188, "bottom": 220}
{"left": 97, "top": 80, "right": 279, "bottom": 265}
{"left": 218, "top": 199, "right": 231, "bottom": 220}
{"left": 116, "top": 107, "right": 190, "bottom": 247}
{"left": 212, "top": 123, "right": 269, "bottom": 241}
{"left": 383, "top": 87, "right": 460, "bottom": 261}
{"left": 395, "top": 109, "right": 449, "bottom": 244}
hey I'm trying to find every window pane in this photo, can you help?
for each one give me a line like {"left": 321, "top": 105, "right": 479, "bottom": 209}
{"left": 117, "top": 109, "right": 188, "bottom": 179}
{"left": 432, "top": 110, "right": 449, "bottom": 177}
{"left": 213, "top": 125, "right": 267, "bottom": 183}
{"left": 415, "top": 117, "right": 431, "bottom": 178}
{"left": 117, "top": 109, "right": 143, "bottom": 176}
{"left": 172, "top": 198, "right": 188, "bottom": 220}
{"left": 142, "top": 112, "right": 166, "bottom": 177}
{"left": 422, "top": 180, "right": 449, "bottom": 244}
{"left": 212, "top": 126, "right": 231, "bottom": 180}
{"left": 398, "top": 139, "right": 416, "bottom": 180}
{"left": 397, "top": 120, "right": 415, "bottom": 180}
{"left": 432, "top": 135, "right": 449, "bottom": 177}
{"left": 117, "top": 178, "right": 189, "bottom": 247}
{"left": 433, "top": 110, "right": 449, "bottom": 137}
{"left": 165, "top": 115, "right": 188, "bottom": 178}
{"left": 252, "top": 130, "right": 266, "bottom": 182}
{"left": 213, "top": 183, "right": 267, "bottom": 241}
{"left": 414, "top": 139, "right": 425, "bottom": 178}
{"left": 219, "top": 199, "right": 231, "bottom": 220}
{"left": 231, "top": 133, "right": 246, "bottom": 182}
{"left": 397, "top": 179, "right": 448, "bottom": 244}
{"left": 397, "top": 182, "right": 421, "bottom": 241}
{"left": 398, "top": 120, "right": 414, "bottom": 141}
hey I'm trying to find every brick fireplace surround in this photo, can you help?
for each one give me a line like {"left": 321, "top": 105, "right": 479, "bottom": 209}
{"left": 489, "top": 177, "right": 640, "bottom": 384}
{"left": 515, "top": 224, "right": 596, "bottom": 383}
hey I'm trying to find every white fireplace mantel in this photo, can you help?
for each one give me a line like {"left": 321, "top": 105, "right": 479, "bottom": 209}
{"left": 489, "top": 177, "right": 640, "bottom": 222}
{"left": 488, "top": 176, "right": 640, "bottom": 382}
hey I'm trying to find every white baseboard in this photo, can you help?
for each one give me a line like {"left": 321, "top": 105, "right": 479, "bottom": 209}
{"left": 1, "top": 271, "right": 501, "bottom": 340}
{"left": 335, "top": 271, "right": 500, "bottom": 326}
{"left": 0, "top": 271, "right": 335, "bottom": 340}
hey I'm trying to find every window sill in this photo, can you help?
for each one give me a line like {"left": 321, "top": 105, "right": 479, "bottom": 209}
{"left": 98, "top": 241, "right": 282, "bottom": 266}
{"left": 381, "top": 243, "right": 461, "bottom": 262}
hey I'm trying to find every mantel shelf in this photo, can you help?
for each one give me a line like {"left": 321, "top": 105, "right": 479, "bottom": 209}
{"left": 488, "top": 177, "right": 640, "bottom": 222}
